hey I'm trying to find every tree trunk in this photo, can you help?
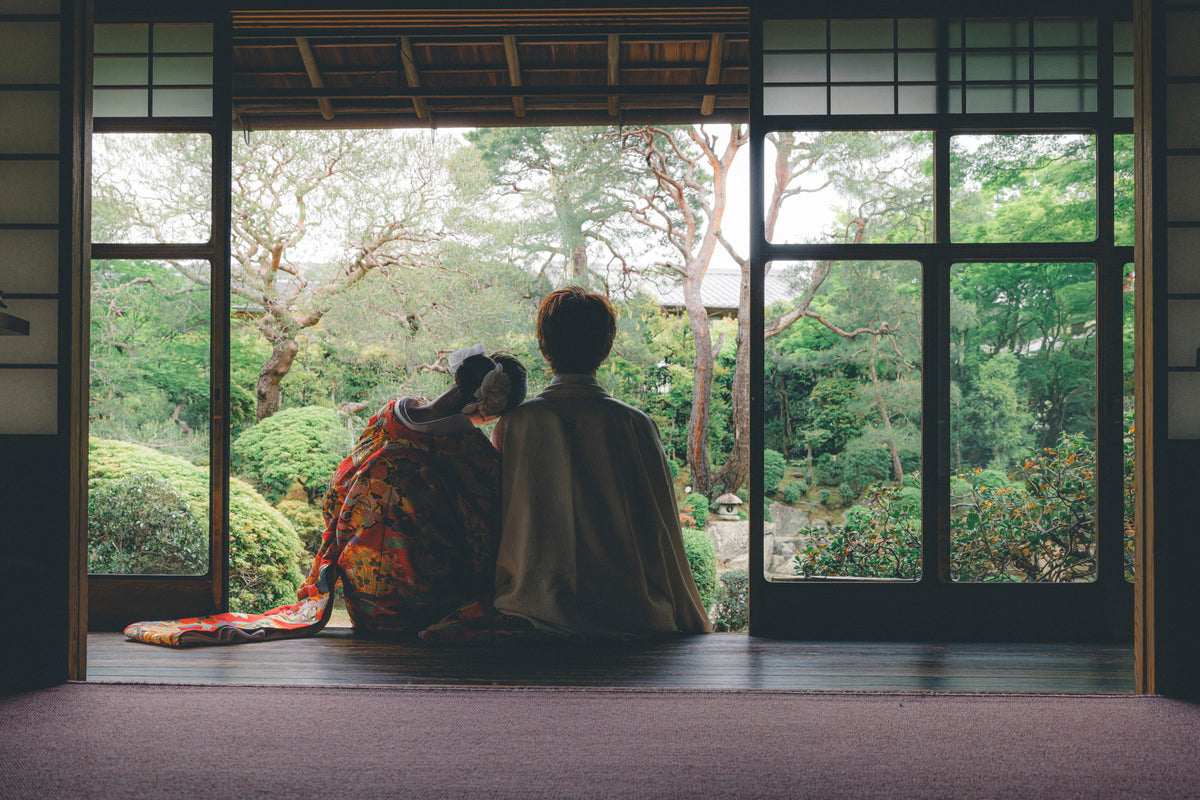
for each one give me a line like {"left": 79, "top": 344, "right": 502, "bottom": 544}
{"left": 713, "top": 264, "right": 751, "bottom": 495}
{"left": 256, "top": 338, "right": 299, "bottom": 421}
{"left": 570, "top": 242, "right": 587, "bottom": 278}
{"left": 683, "top": 275, "right": 714, "bottom": 496}
{"left": 867, "top": 336, "right": 904, "bottom": 485}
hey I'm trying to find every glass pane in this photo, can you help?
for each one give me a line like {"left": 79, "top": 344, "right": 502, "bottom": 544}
{"left": 1034, "top": 52, "right": 1097, "bottom": 80}
{"left": 830, "top": 19, "right": 893, "bottom": 49}
{"left": 950, "top": 262, "right": 1097, "bottom": 583}
{"left": 951, "top": 134, "right": 1097, "bottom": 243}
{"left": 93, "top": 56, "right": 148, "bottom": 86}
{"left": 93, "top": 88, "right": 148, "bottom": 117}
{"left": 1115, "top": 134, "right": 1135, "bottom": 246}
{"left": 831, "top": 85, "right": 893, "bottom": 114}
{"left": 152, "top": 88, "right": 213, "bottom": 117}
{"left": 153, "top": 56, "right": 214, "bottom": 86}
{"left": 966, "top": 53, "right": 1029, "bottom": 81}
{"left": 897, "top": 52, "right": 936, "bottom": 81}
{"left": 765, "top": 131, "right": 933, "bottom": 244}
{"left": 1113, "top": 55, "right": 1134, "bottom": 86}
{"left": 763, "top": 86, "right": 826, "bottom": 115}
{"left": 1123, "top": 263, "right": 1135, "bottom": 583}
{"left": 91, "top": 132, "right": 212, "bottom": 243}
{"left": 830, "top": 53, "right": 893, "bottom": 83}
{"left": 763, "top": 53, "right": 826, "bottom": 83}
{"left": 764, "top": 260, "right": 923, "bottom": 582}
{"left": 1033, "top": 18, "right": 1096, "bottom": 47}
{"left": 966, "top": 20, "right": 1028, "bottom": 48}
{"left": 88, "top": 259, "right": 211, "bottom": 576}
{"left": 965, "top": 85, "right": 1029, "bottom": 113}
{"left": 94, "top": 23, "right": 148, "bottom": 54}
{"left": 1034, "top": 84, "right": 1096, "bottom": 113}
{"left": 897, "top": 19, "right": 936, "bottom": 49}
{"left": 764, "top": 20, "right": 826, "bottom": 51}
{"left": 897, "top": 86, "right": 937, "bottom": 114}
{"left": 1113, "top": 22, "right": 1134, "bottom": 53}
{"left": 153, "top": 23, "right": 214, "bottom": 53}
{"left": 1114, "top": 89, "right": 1134, "bottom": 118}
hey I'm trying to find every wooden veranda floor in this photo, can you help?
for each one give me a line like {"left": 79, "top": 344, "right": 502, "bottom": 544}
{"left": 86, "top": 630, "right": 1135, "bottom": 693}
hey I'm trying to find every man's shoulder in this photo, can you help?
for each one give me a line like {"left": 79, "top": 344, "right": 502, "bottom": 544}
{"left": 502, "top": 393, "right": 655, "bottom": 429}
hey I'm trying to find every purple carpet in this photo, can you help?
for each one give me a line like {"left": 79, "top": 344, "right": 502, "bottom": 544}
{"left": 2, "top": 683, "right": 1198, "bottom": 798}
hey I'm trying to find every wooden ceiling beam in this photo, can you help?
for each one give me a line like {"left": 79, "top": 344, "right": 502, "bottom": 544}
{"left": 399, "top": 36, "right": 429, "bottom": 120}
{"left": 701, "top": 32, "right": 724, "bottom": 116}
{"left": 607, "top": 34, "right": 620, "bottom": 117}
{"left": 503, "top": 35, "right": 526, "bottom": 118}
{"left": 295, "top": 36, "right": 335, "bottom": 120}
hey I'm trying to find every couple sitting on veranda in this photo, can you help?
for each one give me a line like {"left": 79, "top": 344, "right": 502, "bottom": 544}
{"left": 125, "top": 287, "right": 712, "bottom": 647}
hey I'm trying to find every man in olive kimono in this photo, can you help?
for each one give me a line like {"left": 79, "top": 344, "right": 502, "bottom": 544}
{"left": 491, "top": 287, "right": 712, "bottom": 636}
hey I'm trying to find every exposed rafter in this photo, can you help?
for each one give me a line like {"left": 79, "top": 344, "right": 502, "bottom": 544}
{"left": 399, "top": 36, "right": 429, "bottom": 120}
{"left": 607, "top": 34, "right": 620, "bottom": 117}
{"left": 503, "top": 35, "right": 526, "bottom": 118}
{"left": 701, "top": 32, "right": 724, "bottom": 116}
{"left": 294, "top": 36, "right": 334, "bottom": 120}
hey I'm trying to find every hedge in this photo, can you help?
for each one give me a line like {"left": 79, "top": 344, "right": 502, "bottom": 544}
{"left": 89, "top": 437, "right": 306, "bottom": 612}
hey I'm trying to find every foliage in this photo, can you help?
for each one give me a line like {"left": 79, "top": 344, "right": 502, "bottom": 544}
{"left": 712, "top": 569, "right": 749, "bottom": 632}
{"left": 780, "top": 482, "right": 807, "bottom": 505}
{"left": 231, "top": 406, "right": 351, "bottom": 504}
{"left": 794, "top": 423, "right": 1130, "bottom": 583}
{"left": 276, "top": 499, "right": 326, "bottom": 557}
{"left": 681, "top": 528, "right": 719, "bottom": 610}
{"left": 88, "top": 475, "right": 207, "bottom": 575}
{"left": 89, "top": 258, "right": 212, "bottom": 463}
{"left": 763, "top": 449, "right": 786, "bottom": 495}
{"left": 89, "top": 437, "right": 306, "bottom": 611}
{"left": 683, "top": 493, "right": 711, "bottom": 527}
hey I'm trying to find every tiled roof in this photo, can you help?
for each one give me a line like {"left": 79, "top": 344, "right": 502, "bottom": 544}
{"left": 654, "top": 267, "right": 794, "bottom": 312}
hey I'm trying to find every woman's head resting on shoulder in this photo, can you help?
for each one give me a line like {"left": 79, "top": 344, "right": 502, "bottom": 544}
{"left": 536, "top": 286, "right": 616, "bottom": 375}
{"left": 450, "top": 348, "right": 527, "bottom": 424}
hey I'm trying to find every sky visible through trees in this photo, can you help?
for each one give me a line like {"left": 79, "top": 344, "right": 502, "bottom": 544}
{"left": 87, "top": 125, "right": 1136, "bottom": 590}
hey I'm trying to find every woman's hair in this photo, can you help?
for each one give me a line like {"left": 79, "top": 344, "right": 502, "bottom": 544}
{"left": 451, "top": 352, "right": 527, "bottom": 415}
{"left": 536, "top": 286, "right": 617, "bottom": 375}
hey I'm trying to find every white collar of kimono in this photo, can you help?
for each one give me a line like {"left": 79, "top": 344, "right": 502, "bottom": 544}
{"left": 393, "top": 396, "right": 476, "bottom": 435}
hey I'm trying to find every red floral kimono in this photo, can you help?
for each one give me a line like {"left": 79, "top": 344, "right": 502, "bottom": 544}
{"left": 124, "top": 401, "right": 503, "bottom": 647}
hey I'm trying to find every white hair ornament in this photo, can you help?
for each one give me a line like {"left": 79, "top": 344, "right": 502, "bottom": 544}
{"left": 447, "top": 343, "right": 486, "bottom": 375}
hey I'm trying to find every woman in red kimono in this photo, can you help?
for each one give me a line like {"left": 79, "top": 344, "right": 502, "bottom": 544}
{"left": 123, "top": 347, "right": 526, "bottom": 647}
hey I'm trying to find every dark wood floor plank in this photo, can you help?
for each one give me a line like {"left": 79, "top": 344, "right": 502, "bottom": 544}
{"left": 85, "top": 630, "right": 1134, "bottom": 693}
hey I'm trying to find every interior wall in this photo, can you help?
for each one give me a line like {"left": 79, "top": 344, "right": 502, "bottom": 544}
{"left": 0, "top": 0, "right": 84, "bottom": 693}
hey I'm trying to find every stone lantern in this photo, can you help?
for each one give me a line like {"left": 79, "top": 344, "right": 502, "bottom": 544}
{"left": 715, "top": 493, "right": 743, "bottom": 519}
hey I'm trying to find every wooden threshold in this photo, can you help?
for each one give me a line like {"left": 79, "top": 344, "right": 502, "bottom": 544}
{"left": 87, "top": 631, "right": 1134, "bottom": 693}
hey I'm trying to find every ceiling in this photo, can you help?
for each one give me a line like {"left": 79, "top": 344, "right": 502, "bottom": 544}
{"left": 231, "top": 7, "right": 750, "bottom": 130}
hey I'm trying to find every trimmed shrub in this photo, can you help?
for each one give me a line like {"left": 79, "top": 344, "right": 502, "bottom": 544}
{"left": 684, "top": 492, "right": 711, "bottom": 527}
{"left": 89, "top": 437, "right": 306, "bottom": 612}
{"left": 780, "top": 481, "right": 807, "bottom": 505}
{"left": 231, "top": 406, "right": 350, "bottom": 504}
{"left": 681, "top": 528, "right": 718, "bottom": 610}
{"left": 763, "top": 448, "right": 786, "bottom": 494}
{"left": 712, "top": 569, "right": 749, "bottom": 632}
{"left": 88, "top": 474, "right": 206, "bottom": 575}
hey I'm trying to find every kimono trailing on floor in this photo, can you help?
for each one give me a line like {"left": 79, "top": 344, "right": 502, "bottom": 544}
{"left": 124, "top": 400, "right": 506, "bottom": 647}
